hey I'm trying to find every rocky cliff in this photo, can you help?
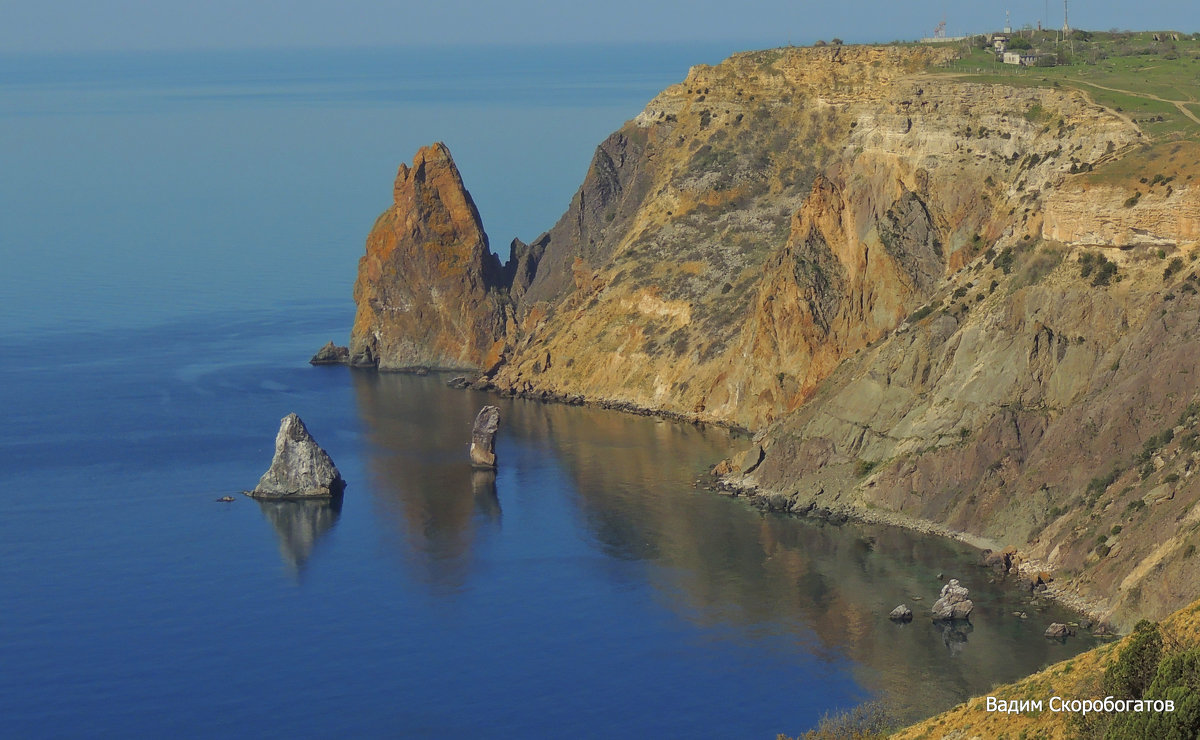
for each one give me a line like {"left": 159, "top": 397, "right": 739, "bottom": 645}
{"left": 345, "top": 45, "right": 1200, "bottom": 627}
{"left": 348, "top": 143, "right": 513, "bottom": 370}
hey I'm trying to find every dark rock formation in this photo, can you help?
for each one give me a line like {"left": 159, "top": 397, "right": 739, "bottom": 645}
{"left": 519, "top": 130, "right": 653, "bottom": 306}
{"left": 247, "top": 413, "right": 346, "bottom": 498}
{"left": 310, "top": 341, "right": 349, "bottom": 365}
{"left": 889, "top": 604, "right": 914, "bottom": 621}
{"left": 1044, "top": 622, "right": 1075, "bottom": 639}
{"left": 931, "top": 579, "right": 974, "bottom": 621}
{"left": 470, "top": 405, "right": 501, "bottom": 468}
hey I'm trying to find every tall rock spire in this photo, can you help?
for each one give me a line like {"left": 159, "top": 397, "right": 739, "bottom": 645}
{"left": 349, "top": 143, "right": 510, "bottom": 370}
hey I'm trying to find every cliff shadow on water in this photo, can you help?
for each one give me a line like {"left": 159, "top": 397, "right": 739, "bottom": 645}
{"left": 347, "top": 371, "right": 1103, "bottom": 722}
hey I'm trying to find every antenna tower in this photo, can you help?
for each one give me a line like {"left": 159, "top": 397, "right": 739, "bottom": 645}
{"left": 1063, "top": 0, "right": 1070, "bottom": 35}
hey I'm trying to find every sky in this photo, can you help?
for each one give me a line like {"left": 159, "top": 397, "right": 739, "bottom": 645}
{"left": 3, "top": 0, "right": 1198, "bottom": 53}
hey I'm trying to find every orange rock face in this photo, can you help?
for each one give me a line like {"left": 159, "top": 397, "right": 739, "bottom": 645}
{"left": 349, "top": 143, "right": 510, "bottom": 370}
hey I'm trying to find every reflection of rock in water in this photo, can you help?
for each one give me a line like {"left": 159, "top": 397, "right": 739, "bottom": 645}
{"left": 255, "top": 497, "right": 342, "bottom": 573}
{"left": 471, "top": 470, "right": 501, "bottom": 521}
{"left": 351, "top": 372, "right": 504, "bottom": 593}
{"left": 938, "top": 621, "right": 972, "bottom": 655}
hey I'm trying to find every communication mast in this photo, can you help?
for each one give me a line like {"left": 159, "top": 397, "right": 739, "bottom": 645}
{"left": 1063, "top": 0, "right": 1070, "bottom": 36}
{"left": 934, "top": 20, "right": 947, "bottom": 39}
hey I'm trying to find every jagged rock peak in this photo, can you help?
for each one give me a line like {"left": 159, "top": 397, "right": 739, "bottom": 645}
{"left": 348, "top": 143, "right": 514, "bottom": 370}
{"left": 247, "top": 413, "right": 346, "bottom": 499}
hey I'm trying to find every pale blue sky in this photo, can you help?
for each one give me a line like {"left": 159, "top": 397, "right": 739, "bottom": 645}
{"left": 3, "top": 0, "right": 1198, "bottom": 52}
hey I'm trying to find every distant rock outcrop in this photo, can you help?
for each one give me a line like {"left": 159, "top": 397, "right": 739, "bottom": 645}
{"left": 470, "top": 405, "right": 500, "bottom": 468}
{"left": 310, "top": 341, "right": 349, "bottom": 365}
{"left": 931, "top": 579, "right": 974, "bottom": 621}
{"left": 247, "top": 413, "right": 346, "bottom": 498}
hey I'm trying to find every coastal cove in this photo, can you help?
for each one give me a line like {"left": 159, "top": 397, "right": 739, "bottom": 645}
{"left": 0, "top": 42, "right": 1131, "bottom": 737}
{"left": 0, "top": 305, "right": 1103, "bottom": 736}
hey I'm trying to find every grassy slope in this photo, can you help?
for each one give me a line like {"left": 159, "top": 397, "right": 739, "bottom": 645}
{"left": 892, "top": 598, "right": 1200, "bottom": 739}
{"left": 929, "top": 32, "right": 1200, "bottom": 141}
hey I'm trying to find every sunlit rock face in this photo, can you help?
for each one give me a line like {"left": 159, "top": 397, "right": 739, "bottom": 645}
{"left": 349, "top": 143, "right": 511, "bottom": 371}
{"left": 248, "top": 413, "right": 345, "bottom": 499}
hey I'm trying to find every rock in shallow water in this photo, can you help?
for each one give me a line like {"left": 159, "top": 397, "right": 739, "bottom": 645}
{"left": 247, "top": 413, "right": 346, "bottom": 498}
{"left": 931, "top": 578, "right": 974, "bottom": 621}
{"left": 889, "top": 604, "right": 913, "bottom": 622}
{"left": 1045, "top": 622, "right": 1075, "bottom": 639}
{"left": 309, "top": 341, "right": 349, "bottom": 365}
{"left": 470, "top": 405, "right": 500, "bottom": 468}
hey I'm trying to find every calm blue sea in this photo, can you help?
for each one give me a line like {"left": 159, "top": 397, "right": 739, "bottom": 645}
{"left": 0, "top": 45, "right": 1099, "bottom": 738}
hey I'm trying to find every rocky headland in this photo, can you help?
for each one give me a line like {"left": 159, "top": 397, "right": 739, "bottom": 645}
{"left": 336, "top": 44, "right": 1200, "bottom": 633}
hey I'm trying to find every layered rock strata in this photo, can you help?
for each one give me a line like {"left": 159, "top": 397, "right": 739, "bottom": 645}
{"left": 343, "top": 44, "right": 1200, "bottom": 627}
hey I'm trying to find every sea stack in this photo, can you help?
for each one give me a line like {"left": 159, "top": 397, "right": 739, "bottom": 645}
{"left": 931, "top": 579, "right": 974, "bottom": 621}
{"left": 247, "top": 413, "right": 346, "bottom": 498}
{"left": 348, "top": 143, "right": 512, "bottom": 370}
{"left": 470, "top": 405, "right": 501, "bottom": 468}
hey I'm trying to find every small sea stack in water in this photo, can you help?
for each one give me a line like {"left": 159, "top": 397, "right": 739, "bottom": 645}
{"left": 470, "top": 405, "right": 501, "bottom": 469}
{"left": 310, "top": 341, "right": 349, "bottom": 365}
{"left": 246, "top": 413, "right": 346, "bottom": 499}
{"left": 931, "top": 578, "right": 974, "bottom": 621}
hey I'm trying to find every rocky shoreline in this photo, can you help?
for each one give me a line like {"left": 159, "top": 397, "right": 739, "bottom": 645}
{"left": 707, "top": 470, "right": 1118, "bottom": 632}
{"left": 335, "top": 354, "right": 1121, "bottom": 632}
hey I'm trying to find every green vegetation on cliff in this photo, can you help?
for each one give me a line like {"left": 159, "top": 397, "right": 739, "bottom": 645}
{"left": 894, "top": 598, "right": 1200, "bottom": 739}
{"left": 932, "top": 31, "right": 1200, "bottom": 141}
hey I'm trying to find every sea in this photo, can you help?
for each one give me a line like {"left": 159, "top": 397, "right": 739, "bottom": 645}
{"left": 0, "top": 44, "right": 1101, "bottom": 738}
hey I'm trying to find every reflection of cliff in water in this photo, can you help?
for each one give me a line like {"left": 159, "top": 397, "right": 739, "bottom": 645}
{"left": 255, "top": 497, "right": 342, "bottom": 573}
{"left": 351, "top": 373, "right": 501, "bottom": 594}
{"left": 348, "top": 372, "right": 1099, "bottom": 722}
{"left": 498, "top": 397, "right": 1101, "bottom": 722}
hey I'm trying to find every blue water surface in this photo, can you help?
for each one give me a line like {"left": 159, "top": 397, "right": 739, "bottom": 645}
{"left": 0, "top": 45, "right": 1101, "bottom": 739}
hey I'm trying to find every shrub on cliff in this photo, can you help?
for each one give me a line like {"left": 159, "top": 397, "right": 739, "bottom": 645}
{"left": 1080, "top": 252, "right": 1119, "bottom": 286}
{"left": 777, "top": 701, "right": 895, "bottom": 740}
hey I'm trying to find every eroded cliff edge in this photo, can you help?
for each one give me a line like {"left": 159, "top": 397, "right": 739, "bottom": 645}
{"left": 345, "top": 45, "right": 1200, "bottom": 628}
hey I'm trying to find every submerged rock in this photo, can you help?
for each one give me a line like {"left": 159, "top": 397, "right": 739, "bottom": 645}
{"left": 889, "top": 604, "right": 914, "bottom": 622}
{"left": 931, "top": 578, "right": 974, "bottom": 621}
{"left": 310, "top": 341, "right": 349, "bottom": 365}
{"left": 470, "top": 405, "right": 501, "bottom": 468}
{"left": 247, "top": 413, "right": 345, "bottom": 498}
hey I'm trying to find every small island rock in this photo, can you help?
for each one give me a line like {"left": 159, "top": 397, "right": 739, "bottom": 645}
{"left": 310, "top": 341, "right": 349, "bottom": 365}
{"left": 931, "top": 578, "right": 974, "bottom": 621}
{"left": 247, "top": 413, "right": 346, "bottom": 498}
{"left": 470, "top": 405, "right": 501, "bottom": 468}
{"left": 889, "top": 604, "right": 913, "bottom": 622}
